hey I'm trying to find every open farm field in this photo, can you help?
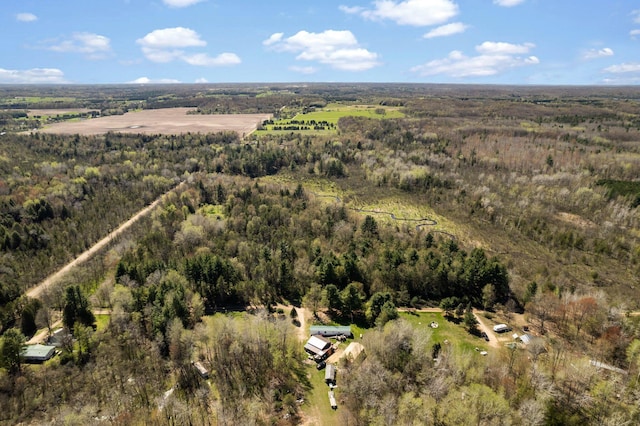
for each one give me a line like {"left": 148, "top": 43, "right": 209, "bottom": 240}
{"left": 26, "top": 108, "right": 99, "bottom": 117}
{"left": 257, "top": 103, "right": 404, "bottom": 133}
{"left": 35, "top": 107, "right": 271, "bottom": 135}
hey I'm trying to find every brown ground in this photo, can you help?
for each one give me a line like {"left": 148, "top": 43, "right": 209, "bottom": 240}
{"left": 34, "top": 108, "right": 272, "bottom": 136}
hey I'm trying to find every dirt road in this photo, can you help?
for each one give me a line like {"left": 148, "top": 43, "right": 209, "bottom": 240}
{"left": 473, "top": 310, "right": 501, "bottom": 349}
{"left": 26, "top": 182, "right": 185, "bottom": 301}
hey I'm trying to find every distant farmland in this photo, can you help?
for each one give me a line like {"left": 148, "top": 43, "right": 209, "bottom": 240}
{"left": 257, "top": 103, "right": 405, "bottom": 134}
{"left": 34, "top": 108, "right": 272, "bottom": 136}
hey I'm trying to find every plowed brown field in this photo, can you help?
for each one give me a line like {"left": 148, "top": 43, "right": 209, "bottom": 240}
{"left": 34, "top": 107, "right": 271, "bottom": 136}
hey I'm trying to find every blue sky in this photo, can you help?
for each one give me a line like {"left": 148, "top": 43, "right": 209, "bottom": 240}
{"left": 1, "top": 0, "right": 639, "bottom": 85}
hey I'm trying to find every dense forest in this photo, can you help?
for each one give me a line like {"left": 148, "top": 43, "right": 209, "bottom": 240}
{"left": 1, "top": 84, "right": 640, "bottom": 424}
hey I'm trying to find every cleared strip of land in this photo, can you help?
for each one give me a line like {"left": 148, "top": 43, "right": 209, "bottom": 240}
{"left": 26, "top": 182, "right": 185, "bottom": 300}
{"left": 34, "top": 108, "right": 271, "bottom": 135}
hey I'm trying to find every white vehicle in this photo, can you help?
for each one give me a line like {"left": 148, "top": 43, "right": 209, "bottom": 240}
{"left": 493, "top": 324, "right": 510, "bottom": 333}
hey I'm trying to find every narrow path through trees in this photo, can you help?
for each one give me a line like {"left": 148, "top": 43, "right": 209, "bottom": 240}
{"left": 26, "top": 181, "right": 186, "bottom": 301}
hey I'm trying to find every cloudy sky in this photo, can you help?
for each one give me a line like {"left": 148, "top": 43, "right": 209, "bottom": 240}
{"left": 1, "top": 0, "right": 639, "bottom": 84}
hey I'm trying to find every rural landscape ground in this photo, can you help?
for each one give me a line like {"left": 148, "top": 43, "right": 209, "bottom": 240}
{"left": 1, "top": 83, "right": 640, "bottom": 425}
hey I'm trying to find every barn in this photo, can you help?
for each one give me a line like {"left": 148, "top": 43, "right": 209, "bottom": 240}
{"left": 304, "top": 335, "right": 334, "bottom": 359}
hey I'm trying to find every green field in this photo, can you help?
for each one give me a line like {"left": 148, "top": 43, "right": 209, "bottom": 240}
{"left": 1, "top": 96, "right": 76, "bottom": 105}
{"left": 257, "top": 103, "right": 405, "bottom": 134}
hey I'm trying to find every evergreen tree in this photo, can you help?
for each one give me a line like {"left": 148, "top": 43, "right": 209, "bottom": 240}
{"left": 0, "top": 328, "right": 25, "bottom": 374}
{"left": 62, "top": 285, "right": 95, "bottom": 332}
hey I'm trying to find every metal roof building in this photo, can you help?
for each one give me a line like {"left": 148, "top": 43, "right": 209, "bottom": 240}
{"left": 325, "top": 364, "right": 336, "bottom": 385}
{"left": 22, "top": 344, "right": 56, "bottom": 363}
{"left": 310, "top": 325, "right": 353, "bottom": 338}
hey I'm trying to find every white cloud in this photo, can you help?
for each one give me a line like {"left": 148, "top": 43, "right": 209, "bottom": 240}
{"left": 631, "top": 29, "right": 640, "bottom": 37}
{"left": 195, "top": 78, "right": 208, "bottom": 83}
{"left": 338, "top": 5, "right": 364, "bottom": 14}
{"left": 182, "top": 53, "right": 241, "bottom": 66}
{"left": 633, "top": 10, "right": 640, "bottom": 24}
{"left": 262, "top": 33, "right": 284, "bottom": 46}
{"left": 289, "top": 66, "right": 317, "bottom": 74}
{"left": 0, "top": 68, "right": 66, "bottom": 84}
{"left": 162, "top": 0, "right": 203, "bottom": 7}
{"left": 46, "top": 33, "right": 112, "bottom": 59}
{"left": 341, "top": 0, "right": 458, "bottom": 26}
{"left": 137, "top": 27, "right": 206, "bottom": 49}
{"left": 137, "top": 27, "right": 240, "bottom": 67}
{"left": 476, "top": 41, "right": 534, "bottom": 55}
{"left": 264, "top": 30, "right": 381, "bottom": 71}
{"left": 583, "top": 47, "right": 614, "bottom": 60}
{"left": 411, "top": 41, "right": 538, "bottom": 78}
{"left": 423, "top": 22, "right": 468, "bottom": 38}
{"left": 494, "top": 0, "right": 525, "bottom": 6}
{"left": 604, "top": 63, "right": 640, "bottom": 73}
{"left": 16, "top": 13, "right": 37, "bottom": 22}
{"left": 128, "top": 77, "right": 181, "bottom": 84}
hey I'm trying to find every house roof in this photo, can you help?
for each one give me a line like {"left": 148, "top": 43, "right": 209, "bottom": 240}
{"left": 310, "top": 326, "right": 353, "bottom": 337}
{"left": 22, "top": 344, "right": 56, "bottom": 361}
{"left": 325, "top": 364, "right": 336, "bottom": 380}
{"left": 307, "top": 335, "right": 332, "bottom": 351}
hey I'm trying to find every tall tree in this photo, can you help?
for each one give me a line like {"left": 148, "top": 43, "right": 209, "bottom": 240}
{"left": 0, "top": 328, "right": 25, "bottom": 375}
{"left": 62, "top": 285, "right": 95, "bottom": 332}
{"left": 302, "top": 284, "right": 323, "bottom": 316}
{"left": 323, "top": 284, "right": 342, "bottom": 315}
{"left": 341, "top": 283, "right": 364, "bottom": 323}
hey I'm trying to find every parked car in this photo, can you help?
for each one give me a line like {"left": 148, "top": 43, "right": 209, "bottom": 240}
{"left": 316, "top": 361, "right": 326, "bottom": 370}
{"left": 481, "top": 331, "right": 490, "bottom": 342}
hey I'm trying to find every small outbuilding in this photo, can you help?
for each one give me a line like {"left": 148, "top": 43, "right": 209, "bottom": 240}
{"left": 310, "top": 326, "right": 353, "bottom": 339}
{"left": 305, "top": 335, "right": 334, "bottom": 359}
{"left": 325, "top": 364, "right": 336, "bottom": 385}
{"left": 47, "top": 328, "right": 71, "bottom": 347}
{"left": 192, "top": 361, "right": 209, "bottom": 379}
{"left": 22, "top": 344, "right": 56, "bottom": 363}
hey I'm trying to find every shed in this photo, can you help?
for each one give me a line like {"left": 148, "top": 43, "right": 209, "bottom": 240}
{"left": 304, "top": 335, "right": 333, "bottom": 359}
{"left": 325, "top": 364, "right": 336, "bottom": 385}
{"left": 310, "top": 326, "right": 353, "bottom": 339}
{"left": 22, "top": 344, "right": 56, "bottom": 363}
{"left": 47, "top": 328, "right": 71, "bottom": 347}
{"left": 192, "top": 361, "right": 209, "bottom": 379}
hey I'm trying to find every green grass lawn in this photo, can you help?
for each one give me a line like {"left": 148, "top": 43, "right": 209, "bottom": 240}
{"left": 301, "top": 361, "right": 341, "bottom": 425}
{"left": 95, "top": 314, "right": 110, "bottom": 332}
{"left": 399, "top": 311, "right": 490, "bottom": 353}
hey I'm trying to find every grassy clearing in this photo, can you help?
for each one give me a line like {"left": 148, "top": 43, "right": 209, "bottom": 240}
{"left": 198, "top": 204, "right": 226, "bottom": 218}
{"left": 301, "top": 362, "right": 341, "bottom": 425}
{"left": 2, "top": 96, "right": 76, "bottom": 105}
{"left": 399, "top": 311, "right": 490, "bottom": 353}
{"left": 257, "top": 104, "right": 404, "bottom": 134}
{"left": 296, "top": 104, "right": 404, "bottom": 123}
{"left": 95, "top": 314, "right": 110, "bottom": 332}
